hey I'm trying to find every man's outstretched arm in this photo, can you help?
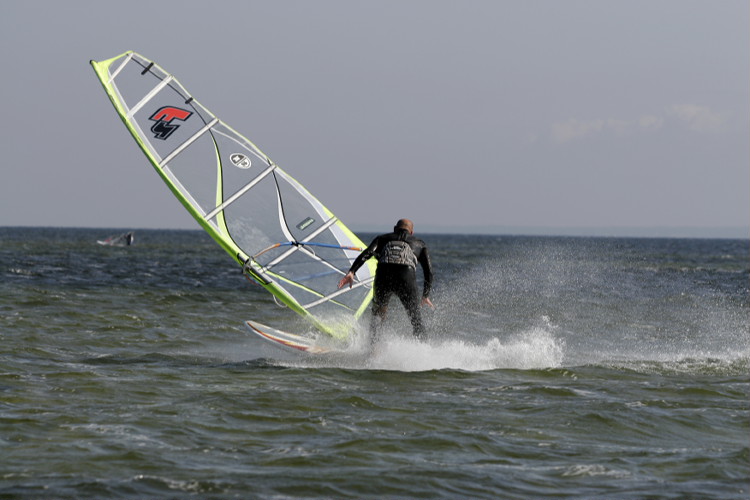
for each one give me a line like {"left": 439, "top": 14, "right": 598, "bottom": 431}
{"left": 337, "top": 237, "right": 379, "bottom": 289}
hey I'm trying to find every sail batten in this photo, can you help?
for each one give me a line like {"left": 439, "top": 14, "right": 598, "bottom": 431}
{"left": 127, "top": 76, "right": 174, "bottom": 118}
{"left": 205, "top": 164, "right": 277, "bottom": 221}
{"left": 159, "top": 118, "right": 220, "bottom": 168}
{"left": 108, "top": 53, "right": 133, "bottom": 83}
{"left": 91, "top": 51, "right": 375, "bottom": 339}
{"left": 304, "top": 276, "right": 375, "bottom": 309}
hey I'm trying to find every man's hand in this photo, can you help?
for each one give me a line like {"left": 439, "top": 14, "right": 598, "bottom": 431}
{"left": 421, "top": 297, "right": 434, "bottom": 308}
{"left": 338, "top": 271, "right": 355, "bottom": 289}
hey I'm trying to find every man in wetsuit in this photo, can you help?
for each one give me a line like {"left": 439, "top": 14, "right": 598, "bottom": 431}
{"left": 338, "top": 219, "right": 433, "bottom": 340}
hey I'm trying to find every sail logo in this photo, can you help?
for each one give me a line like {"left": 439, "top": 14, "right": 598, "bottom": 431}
{"left": 148, "top": 106, "right": 193, "bottom": 140}
{"left": 230, "top": 153, "right": 252, "bottom": 169}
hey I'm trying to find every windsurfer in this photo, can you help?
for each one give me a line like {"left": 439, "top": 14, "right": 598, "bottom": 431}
{"left": 338, "top": 219, "right": 433, "bottom": 340}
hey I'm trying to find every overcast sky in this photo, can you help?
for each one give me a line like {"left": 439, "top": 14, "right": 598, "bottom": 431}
{"left": 1, "top": 0, "right": 747, "bottom": 237}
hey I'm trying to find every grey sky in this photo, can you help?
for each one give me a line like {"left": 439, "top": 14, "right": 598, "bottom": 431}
{"left": 1, "top": 0, "right": 747, "bottom": 237}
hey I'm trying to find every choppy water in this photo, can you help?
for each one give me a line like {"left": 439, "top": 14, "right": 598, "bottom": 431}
{"left": 1, "top": 227, "right": 748, "bottom": 499}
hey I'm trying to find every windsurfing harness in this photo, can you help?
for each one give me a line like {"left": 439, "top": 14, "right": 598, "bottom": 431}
{"left": 348, "top": 228, "right": 433, "bottom": 299}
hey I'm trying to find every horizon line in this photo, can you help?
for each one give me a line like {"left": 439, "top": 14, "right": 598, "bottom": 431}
{"left": 2, "top": 224, "right": 748, "bottom": 240}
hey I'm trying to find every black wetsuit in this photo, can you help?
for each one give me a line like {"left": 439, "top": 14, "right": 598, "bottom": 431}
{"left": 347, "top": 228, "right": 433, "bottom": 339}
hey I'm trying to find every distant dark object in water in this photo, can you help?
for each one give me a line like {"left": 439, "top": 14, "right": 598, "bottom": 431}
{"left": 97, "top": 231, "right": 134, "bottom": 247}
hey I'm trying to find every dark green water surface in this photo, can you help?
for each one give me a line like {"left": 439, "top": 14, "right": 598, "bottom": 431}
{"left": 1, "top": 228, "right": 747, "bottom": 499}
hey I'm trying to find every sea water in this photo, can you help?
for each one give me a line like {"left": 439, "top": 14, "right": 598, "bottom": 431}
{"left": 1, "top": 227, "right": 747, "bottom": 499}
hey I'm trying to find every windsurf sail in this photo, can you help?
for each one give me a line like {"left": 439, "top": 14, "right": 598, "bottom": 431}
{"left": 91, "top": 51, "right": 374, "bottom": 339}
{"left": 97, "top": 231, "right": 134, "bottom": 247}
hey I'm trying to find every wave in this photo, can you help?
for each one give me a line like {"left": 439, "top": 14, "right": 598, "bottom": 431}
{"left": 593, "top": 355, "right": 750, "bottom": 377}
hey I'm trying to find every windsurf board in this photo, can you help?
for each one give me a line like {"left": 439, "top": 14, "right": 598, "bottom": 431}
{"left": 245, "top": 320, "right": 343, "bottom": 356}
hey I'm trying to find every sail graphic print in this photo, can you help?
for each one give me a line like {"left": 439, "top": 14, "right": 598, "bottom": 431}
{"left": 148, "top": 106, "right": 193, "bottom": 140}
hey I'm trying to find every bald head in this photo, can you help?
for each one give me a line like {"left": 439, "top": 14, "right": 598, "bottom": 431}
{"left": 395, "top": 218, "right": 414, "bottom": 234}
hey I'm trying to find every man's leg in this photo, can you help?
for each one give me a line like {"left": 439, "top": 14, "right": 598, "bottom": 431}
{"left": 395, "top": 270, "right": 425, "bottom": 339}
{"left": 369, "top": 281, "right": 391, "bottom": 344}
{"left": 402, "top": 293, "right": 424, "bottom": 339}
